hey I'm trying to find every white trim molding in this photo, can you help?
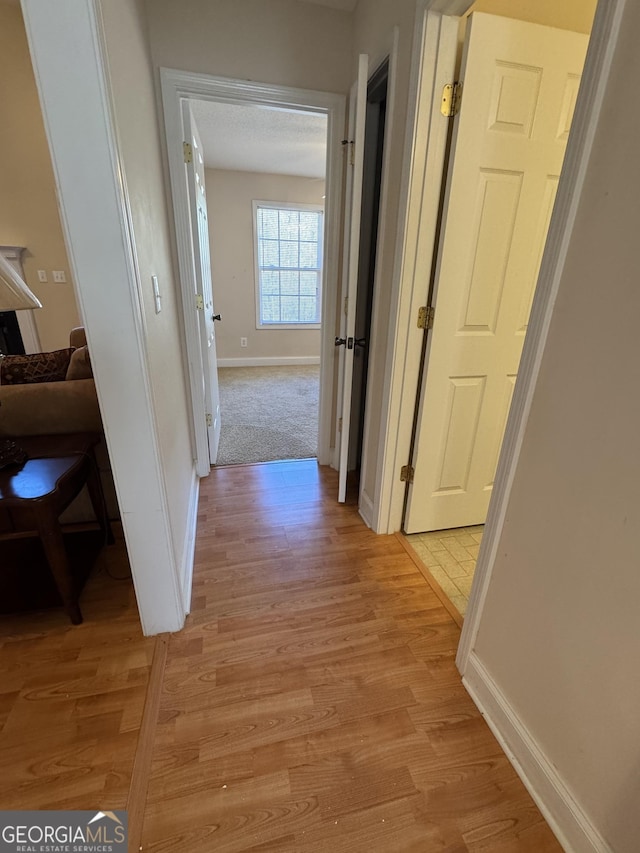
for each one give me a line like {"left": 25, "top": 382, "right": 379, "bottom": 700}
{"left": 358, "top": 489, "right": 374, "bottom": 530}
{"left": 159, "top": 68, "right": 345, "bottom": 470}
{"left": 371, "top": 9, "right": 459, "bottom": 535}
{"left": 464, "top": 654, "right": 614, "bottom": 853}
{"left": 357, "top": 29, "right": 400, "bottom": 525}
{"left": 180, "top": 467, "right": 200, "bottom": 614}
{"left": 218, "top": 356, "right": 320, "bottom": 368}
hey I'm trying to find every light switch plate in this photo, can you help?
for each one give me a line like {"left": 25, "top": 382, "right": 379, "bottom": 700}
{"left": 37, "top": 269, "right": 47, "bottom": 282}
{"left": 52, "top": 270, "right": 66, "bottom": 283}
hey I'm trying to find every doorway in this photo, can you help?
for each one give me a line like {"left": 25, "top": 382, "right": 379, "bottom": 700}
{"left": 403, "top": 8, "right": 596, "bottom": 615}
{"left": 187, "top": 99, "right": 328, "bottom": 466}
{"left": 160, "top": 69, "right": 346, "bottom": 477}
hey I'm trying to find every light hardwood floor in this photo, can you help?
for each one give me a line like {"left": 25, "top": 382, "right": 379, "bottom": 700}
{"left": 0, "top": 526, "right": 154, "bottom": 811}
{"left": 1, "top": 462, "right": 560, "bottom": 851}
{"left": 141, "top": 461, "right": 560, "bottom": 852}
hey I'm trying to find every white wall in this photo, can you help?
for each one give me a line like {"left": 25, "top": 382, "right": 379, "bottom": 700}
{"left": 99, "top": 0, "right": 197, "bottom": 604}
{"left": 469, "top": 3, "right": 640, "bottom": 850}
{"left": 206, "top": 168, "right": 324, "bottom": 363}
{"left": 145, "top": 0, "right": 353, "bottom": 94}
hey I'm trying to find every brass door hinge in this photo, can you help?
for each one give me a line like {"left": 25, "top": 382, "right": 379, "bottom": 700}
{"left": 183, "top": 141, "right": 193, "bottom": 163}
{"left": 206, "top": 413, "right": 213, "bottom": 427}
{"left": 344, "top": 296, "right": 349, "bottom": 316}
{"left": 338, "top": 417, "right": 343, "bottom": 432}
{"left": 417, "top": 305, "right": 435, "bottom": 330}
{"left": 400, "top": 464, "right": 414, "bottom": 484}
{"left": 195, "top": 294, "right": 204, "bottom": 310}
{"left": 441, "top": 82, "right": 463, "bottom": 118}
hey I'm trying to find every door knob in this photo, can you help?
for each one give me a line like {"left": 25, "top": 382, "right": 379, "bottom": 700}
{"left": 212, "top": 314, "right": 221, "bottom": 321}
{"left": 354, "top": 337, "right": 366, "bottom": 348}
{"left": 335, "top": 337, "right": 347, "bottom": 347}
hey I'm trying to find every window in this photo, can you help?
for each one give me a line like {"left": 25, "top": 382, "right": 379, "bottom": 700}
{"left": 254, "top": 201, "right": 323, "bottom": 328}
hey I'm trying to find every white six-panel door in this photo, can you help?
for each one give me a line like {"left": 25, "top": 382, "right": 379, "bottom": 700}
{"left": 183, "top": 103, "right": 222, "bottom": 465}
{"left": 405, "top": 13, "right": 588, "bottom": 533}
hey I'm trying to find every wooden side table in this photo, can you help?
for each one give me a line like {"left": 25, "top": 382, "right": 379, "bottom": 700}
{"left": 0, "top": 433, "right": 113, "bottom": 624}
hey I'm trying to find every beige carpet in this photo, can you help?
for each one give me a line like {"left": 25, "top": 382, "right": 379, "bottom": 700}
{"left": 216, "top": 365, "right": 319, "bottom": 465}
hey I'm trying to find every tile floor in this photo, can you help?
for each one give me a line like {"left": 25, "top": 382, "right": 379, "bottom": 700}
{"left": 404, "top": 525, "right": 483, "bottom": 616}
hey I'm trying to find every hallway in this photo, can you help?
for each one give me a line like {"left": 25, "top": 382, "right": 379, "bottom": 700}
{"left": 0, "top": 461, "right": 560, "bottom": 851}
{"left": 142, "top": 461, "right": 558, "bottom": 851}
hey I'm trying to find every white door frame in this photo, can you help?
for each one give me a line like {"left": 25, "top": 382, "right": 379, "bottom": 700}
{"left": 372, "top": 0, "right": 622, "bottom": 674}
{"left": 337, "top": 54, "right": 368, "bottom": 503}
{"left": 356, "top": 30, "right": 404, "bottom": 528}
{"left": 160, "top": 68, "right": 346, "bottom": 473}
{"left": 366, "top": 11, "right": 459, "bottom": 533}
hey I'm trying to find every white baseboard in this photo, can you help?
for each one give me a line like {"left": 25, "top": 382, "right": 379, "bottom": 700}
{"left": 218, "top": 356, "right": 321, "bottom": 367}
{"left": 463, "top": 652, "right": 612, "bottom": 853}
{"left": 179, "top": 466, "right": 200, "bottom": 615}
{"left": 359, "top": 489, "right": 374, "bottom": 529}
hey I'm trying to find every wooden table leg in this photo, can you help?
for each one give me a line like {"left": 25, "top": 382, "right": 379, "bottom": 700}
{"left": 85, "top": 453, "right": 115, "bottom": 545}
{"left": 34, "top": 506, "right": 83, "bottom": 625}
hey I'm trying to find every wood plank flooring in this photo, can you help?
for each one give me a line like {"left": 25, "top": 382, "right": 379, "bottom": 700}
{"left": 0, "top": 525, "right": 154, "bottom": 811}
{"left": 141, "top": 460, "right": 561, "bottom": 852}
{"left": 0, "top": 462, "right": 560, "bottom": 850}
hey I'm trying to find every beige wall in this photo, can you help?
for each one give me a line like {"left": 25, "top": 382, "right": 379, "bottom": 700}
{"left": 472, "top": 3, "right": 640, "bottom": 850}
{"left": 0, "top": 4, "right": 79, "bottom": 351}
{"left": 466, "top": 0, "right": 597, "bottom": 33}
{"left": 99, "top": 0, "right": 195, "bottom": 577}
{"left": 206, "top": 169, "right": 324, "bottom": 361}
{"left": 351, "top": 0, "right": 420, "bottom": 507}
{"left": 145, "top": 0, "right": 353, "bottom": 94}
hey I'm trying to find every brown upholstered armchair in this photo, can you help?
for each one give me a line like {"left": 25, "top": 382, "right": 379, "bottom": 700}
{"left": 0, "top": 328, "right": 118, "bottom": 520}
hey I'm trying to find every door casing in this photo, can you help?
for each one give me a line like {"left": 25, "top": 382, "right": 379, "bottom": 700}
{"left": 160, "top": 68, "right": 346, "bottom": 475}
{"left": 348, "top": 60, "right": 389, "bottom": 476}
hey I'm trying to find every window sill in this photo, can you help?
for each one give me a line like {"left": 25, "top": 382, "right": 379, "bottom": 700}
{"left": 256, "top": 323, "right": 321, "bottom": 331}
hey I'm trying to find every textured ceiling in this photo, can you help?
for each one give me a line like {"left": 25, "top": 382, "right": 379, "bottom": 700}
{"left": 190, "top": 100, "right": 328, "bottom": 179}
